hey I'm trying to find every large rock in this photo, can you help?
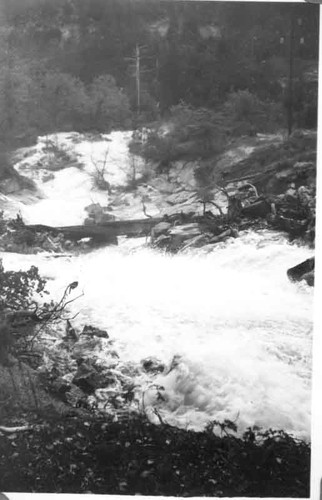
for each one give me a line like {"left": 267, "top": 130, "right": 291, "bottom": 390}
{"left": 151, "top": 221, "right": 171, "bottom": 238}
{"left": 141, "top": 357, "right": 165, "bottom": 374}
{"left": 302, "top": 270, "right": 314, "bottom": 286}
{"left": 287, "top": 257, "right": 314, "bottom": 285}
{"left": 72, "top": 359, "right": 105, "bottom": 394}
{"left": 82, "top": 325, "right": 109, "bottom": 339}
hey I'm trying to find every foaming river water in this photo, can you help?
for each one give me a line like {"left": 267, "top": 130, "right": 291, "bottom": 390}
{"left": 1, "top": 230, "right": 313, "bottom": 438}
{"left": 1, "top": 132, "right": 314, "bottom": 438}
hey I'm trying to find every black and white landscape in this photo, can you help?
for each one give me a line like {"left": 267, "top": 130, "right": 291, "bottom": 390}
{"left": 0, "top": 0, "right": 318, "bottom": 497}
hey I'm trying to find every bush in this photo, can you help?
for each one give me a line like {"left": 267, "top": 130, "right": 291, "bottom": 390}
{"left": 42, "top": 139, "right": 78, "bottom": 171}
{"left": 0, "top": 259, "right": 48, "bottom": 314}
{"left": 224, "top": 90, "right": 284, "bottom": 136}
{"left": 136, "top": 103, "right": 227, "bottom": 168}
{"left": 170, "top": 103, "right": 226, "bottom": 155}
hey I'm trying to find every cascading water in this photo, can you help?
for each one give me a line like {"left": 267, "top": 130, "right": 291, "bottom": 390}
{"left": 1, "top": 132, "right": 313, "bottom": 438}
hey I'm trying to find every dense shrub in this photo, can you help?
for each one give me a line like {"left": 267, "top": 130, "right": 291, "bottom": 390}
{"left": 136, "top": 103, "right": 227, "bottom": 168}
{"left": 224, "top": 90, "right": 285, "bottom": 136}
{"left": 86, "top": 75, "right": 132, "bottom": 132}
{"left": 0, "top": 259, "right": 48, "bottom": 314}
{"left": 170, "top": 103, "right": 226, "bottom": 154}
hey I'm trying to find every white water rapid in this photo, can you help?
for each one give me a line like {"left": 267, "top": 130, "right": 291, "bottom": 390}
{"left": 1, "top": 132, "right": 314, "bottom": 439}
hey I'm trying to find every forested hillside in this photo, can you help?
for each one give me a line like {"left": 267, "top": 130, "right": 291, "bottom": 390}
{"left": 0, "top": 0, "right": 319, "bottom": 148}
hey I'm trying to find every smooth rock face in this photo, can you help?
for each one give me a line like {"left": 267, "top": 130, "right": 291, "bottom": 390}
{"left": 287, "top": 257, "right": 315, "bottom": 286}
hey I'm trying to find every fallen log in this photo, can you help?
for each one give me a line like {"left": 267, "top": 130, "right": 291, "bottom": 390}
{"left": 26, "top": 214, "right": 229, "bottom": 244}
{"left": 26, "top": 217, "right": 168, "bottom": 242}
{"left": 208, "top": 228, "right": 238, "bottom": 244}
{"left": 0, "top": 425, "right": 31, "bottom": 433}
{"left": 26, "top": 223, "right": 118, "bottom": 244}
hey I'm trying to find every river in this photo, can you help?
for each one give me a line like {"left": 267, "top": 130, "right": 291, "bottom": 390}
{"left": 0, "top": 131, "right": 314, "bottom": 438}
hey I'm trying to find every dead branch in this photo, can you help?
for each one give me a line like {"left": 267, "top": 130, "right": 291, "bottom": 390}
{"left": 214, "top": 184, "right": 231, "bottom": 200}
{"left": 142, "top": 201, "right": 152, "bottom": 218}
{"left": 0, "top": 425, "right": 31, "bottom": 433}
{"left": 238, "top": 182, "right": 259, "bottom": 198}
{"left": 208, "top": 201, "right": 224, "bottom": 216}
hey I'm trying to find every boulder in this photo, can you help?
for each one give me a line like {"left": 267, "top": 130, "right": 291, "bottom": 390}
{"left": 72, "top": 359, "right": 105, "bottom": 394}
{"left": 151, "top": 221, "right": 171, "bottom": 238}
{"left": 82, "top": 324, "right": 109, "bottom": 339}
{"left": 71, "top": 337, "right": 104, "bottom": 361}
{"left": 51, "top": 376, "right": 71, "bottom": 396}
{"left": 65, "top": 383, "right": 86, "bottom": 407}
{"left": 141, "top": 357, "right": 165, "bottom": 374}
{"left": 302, "top": 270, "right": 314, "bottom": 287}
{"left": 287, "top": 257, "right": 314, "bottom": 285}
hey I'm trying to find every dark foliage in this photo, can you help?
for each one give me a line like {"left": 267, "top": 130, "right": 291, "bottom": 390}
{"left": 0, "top": 260, "right": 47, "bottom": 314}
{"left": 0, "top": 414, "right": 310, "bottom": 496}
